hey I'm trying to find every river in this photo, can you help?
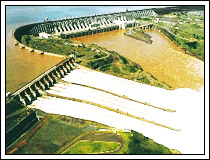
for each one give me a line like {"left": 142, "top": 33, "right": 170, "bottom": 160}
{"left": 6, "top": 6, "right": 162, "bottom": 93}
{"left": 71, "top": 29, "right": 204, "bottom": 91}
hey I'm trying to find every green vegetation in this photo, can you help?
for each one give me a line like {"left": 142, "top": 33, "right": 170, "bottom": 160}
{"left": 116, "top": 130, "right": 172, "bottom": 154}
{"left": 137, "top": 9, "right": 204, "bottom": 61}
{"left": 116, "top": 131, "right": 132, "bottom": 154}
{"left": 63, "top": 140, "right": 121, "bottom": 154}
{"left": 60, "top": 131, "right": 124, "bottom": 154}
{"left": 127, "top": 130, "right": 172, "bottom": 154}
{"left": 173, "top": 22, "right": 204, "bottom": 61}
{"left": 170, "top": 149, "right": 181, "bottom": 154}
{"left": 153, "top": 6, "right": 204, "bottom": 15}
{"left": 6, "top": 108, "right": 33, "bottom": 132}
{"left": 21, "top": 35, "right": 73, "bottom": 55}
{"left": 6, "top": 97, "right": 25, "bottom": 115}
{"left": 21, "top": 35, "right": 171, "bottom": 89}
{"left": 13, "top": 114, "right": 105, "bottom": 154}
{"left": 59, "top": 129, "right": 174, "bottom": 155}
{"left": 124, "top": 28, "right": 153, "bottom": 44}
{"left": 9, "top": 111, "right": 174, "bottom": 154}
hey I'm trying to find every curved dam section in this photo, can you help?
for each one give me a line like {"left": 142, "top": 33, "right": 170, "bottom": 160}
{"left": 13, "top": 9, "right": 157, "bottom": 42}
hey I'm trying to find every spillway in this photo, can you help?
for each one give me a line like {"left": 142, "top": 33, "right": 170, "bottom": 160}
{"left": 28, "top": 66, "right": 204, "bottom": 154}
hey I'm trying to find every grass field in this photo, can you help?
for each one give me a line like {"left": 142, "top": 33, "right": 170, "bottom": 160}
{"left": 14, "top": 114, "right": 100, "bottom": 154}
{"left": 115, "top": 131, "right": 132, "bottom": 154}
{"left": 9, "top": 111, "right": 174, "bottom": 154}
{"left": 58, "top": 131, "right": 125, "bottom": 154}
{"left": 80, "top": 132, "right": 123, "bottom": 142}
{"left": 63, "top": 140, "right": 121, "bottom": 154}
{"left": 177, "top": 23, "right": 204, "bottom": 38}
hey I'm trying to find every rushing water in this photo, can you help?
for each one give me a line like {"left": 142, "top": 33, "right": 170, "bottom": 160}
{"left": 71, "top": 29, "right": 204, "bottom": 91}
{"left": 29, "top": 67, "right": 204, "bottom": 154}
{"left": 6, "top": 6, "right": 164, "bottom": 93}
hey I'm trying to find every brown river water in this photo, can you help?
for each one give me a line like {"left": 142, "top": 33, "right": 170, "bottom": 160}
{"left": 71, "top": 29, "right": 204, "bottom": 91}
{"left": 6, "top": 29, "right": 63, "bottom": 93}
{"left": 6, "top": 28, "right": 204, "bottom": 93}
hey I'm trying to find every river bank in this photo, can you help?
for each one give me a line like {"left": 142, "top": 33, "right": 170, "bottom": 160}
{"left": 19, "top": 35, "right": 172, "bottom": 90}
{"left": 72, "top": 29, "right": 204, "bottom": 91}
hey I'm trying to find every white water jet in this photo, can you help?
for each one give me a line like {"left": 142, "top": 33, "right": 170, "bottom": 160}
{"left": 28, "top": 68, "right": 204, "bottom": 154}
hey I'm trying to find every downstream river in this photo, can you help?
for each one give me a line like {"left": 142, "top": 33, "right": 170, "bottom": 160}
{"left": 71, "top": 29, "right": 204, "bottom": 91}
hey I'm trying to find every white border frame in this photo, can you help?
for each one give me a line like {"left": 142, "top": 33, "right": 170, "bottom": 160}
{"left": 1, "top": 1, "right": 209, "bottom": 159}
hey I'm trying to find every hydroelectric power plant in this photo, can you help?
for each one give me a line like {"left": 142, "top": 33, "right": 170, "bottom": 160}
{"left": 6, "top": 8, "right": 204, "bottom": 154}
{"left": 13, "top": 9, "right": 157, "bottom": 43}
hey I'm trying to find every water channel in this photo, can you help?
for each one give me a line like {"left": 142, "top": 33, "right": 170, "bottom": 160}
{"left": 71, "top": 29, "right": 204, "bottom": 91}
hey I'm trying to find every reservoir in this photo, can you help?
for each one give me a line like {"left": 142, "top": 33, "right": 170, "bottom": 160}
{"left": 71, "top": 29, "right": 204, "bottom": 91}
{"left": 6, "top": 27, "right": 63, "bottom": 93}
{"left": 6, "top": 6, "right": 160, "bottom": 93}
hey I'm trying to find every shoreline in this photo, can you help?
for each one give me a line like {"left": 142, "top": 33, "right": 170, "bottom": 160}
{"left": 12, "top": 25, "right": 204, "bottom": 91}
{"left": 12, "top": 28, "right": 65, "bottom": 59}
{"left": 124, "top": 29, "right": 153, "bottom": 44}
{"left": 13, "top": 40, "right": 65, "bottom": 59}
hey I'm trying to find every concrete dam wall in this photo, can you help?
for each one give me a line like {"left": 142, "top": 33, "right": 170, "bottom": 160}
{"left": 10, "top": 57, "right": 76, "bottom": 106}
{"left": 13, "top": 9, "right": 158, "bottom": 42}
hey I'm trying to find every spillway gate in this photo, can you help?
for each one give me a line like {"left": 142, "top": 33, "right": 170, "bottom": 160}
{"left": 10, "top": 57, "right": 76, "bottom": 106}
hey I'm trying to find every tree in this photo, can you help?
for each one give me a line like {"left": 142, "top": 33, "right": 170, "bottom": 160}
{"left": 21, "top": 35, "right": 31, "bottom": 46}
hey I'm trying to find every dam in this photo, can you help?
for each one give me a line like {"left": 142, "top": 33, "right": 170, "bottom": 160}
{"left": 13, "top": 9, "right": 157, "bottom": 43}
{"left": 7, "top": 8, "right": 204, "bottom": 154}
{"left": 9, "top": 57, "right": 76, "bottom": 106}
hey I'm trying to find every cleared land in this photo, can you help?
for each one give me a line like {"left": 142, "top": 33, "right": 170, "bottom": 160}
{"left": 64, "top": 140, "right": 121, "bottom": 154}
{"left": 9, "top": 112, "right": 172, "bottom": 154}
{"left": 61, "top": 132, "right": 124, "bottom": 154}
{"left": 12, "top": 114, "right": 101, "bottom": 154}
